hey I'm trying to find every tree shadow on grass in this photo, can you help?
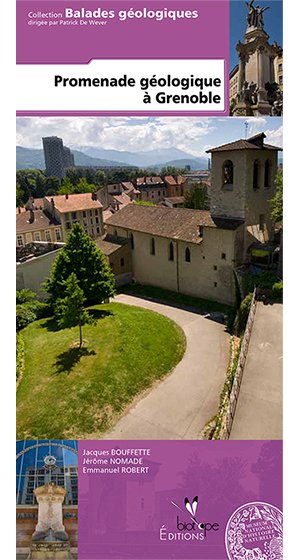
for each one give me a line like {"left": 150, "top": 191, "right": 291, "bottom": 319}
{"left": 88, "top": 309, "right": 114, "bottom": 320}
{"left": 43, "top": 310, "right": 114, "bottom": 332}
{"left": 54, "top": 346, "right": 96, "bottom": 375}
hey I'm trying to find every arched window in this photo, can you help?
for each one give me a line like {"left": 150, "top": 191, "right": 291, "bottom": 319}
{"left": 169, "top": 242, "right": 174, "bottom": 261}
{"left": 185, "top": 247, "right": 191, "bottom": 263}
{"left": 150, "top": 237, "right": 155, "bottom": 255}
{"left": 253, "top": 160, "right": 260, "bottom": 190}
{"left": 264, "top": 159, "right": 271, "bottom": 188}
{"left": 222, "top": 160, "right": 234, "bottom": 190}
{"left": 130, "top": 233, "right": 134, "bottom": 249}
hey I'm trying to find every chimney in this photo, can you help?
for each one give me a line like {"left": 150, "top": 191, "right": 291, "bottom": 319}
{"left": 65, "top": 193, "right": 69, "bottom": 200}
{"left": 29, "top": 209, "right": 35, "bottom": 224}
{"left": 51, "top": 197, "right": 55, "bottom": 210}
{"left": 18, "top": 207, "right": 21, "bottom": 214}
{"left": 91, "top": 191, "right": 97, "bottom": 201}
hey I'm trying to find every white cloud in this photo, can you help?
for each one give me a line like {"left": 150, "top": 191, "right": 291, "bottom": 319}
{"left": 16, "top": 116, "right": 283, "bottom": 157}
{"left": 265, "top": 125, "right": 283, "bottom": 148}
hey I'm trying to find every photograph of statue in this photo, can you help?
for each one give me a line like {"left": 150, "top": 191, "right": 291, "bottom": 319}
{"left": 230, "top": 0, "right": 283, "bottom": 116}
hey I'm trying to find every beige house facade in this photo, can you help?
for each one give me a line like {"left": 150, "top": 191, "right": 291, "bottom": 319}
{"left": 44, "top": 193, "right": 103, "bottom": 240}
{"left": 16, "top": 209, "right": 63, "bottom": 247}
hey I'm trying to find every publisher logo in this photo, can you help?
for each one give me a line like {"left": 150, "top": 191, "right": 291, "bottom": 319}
{"left": 225, "top": 501, "right": 283, "bottom": 560}
{"left": 159, "top": 495, "right": 220, "bottom": 542}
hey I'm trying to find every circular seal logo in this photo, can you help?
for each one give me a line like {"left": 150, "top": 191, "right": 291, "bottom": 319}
{"left": 225, "top": 501, "right": 283, "bottom": 560}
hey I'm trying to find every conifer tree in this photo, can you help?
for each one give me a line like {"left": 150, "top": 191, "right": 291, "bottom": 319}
{"left": 45, "top": 223, "right": 115, "bottom": 305}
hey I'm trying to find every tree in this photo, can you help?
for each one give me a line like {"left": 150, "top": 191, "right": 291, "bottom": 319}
{"left": 270, "top": 169, "right": 283, "bottom": 223}
{"left": 16, "top": 183, "right": 24, "bottom": 207}
{"left": 160, "top": 166, "right": 186, "bottom": 176}
{"left": 55, "top": 273, "right": 96, "bottom": 347}
{"left": 57, "top": 177, "right": 95, "bottom": 195}
{"left": 95, "top": 170, "right": 105, "bottom": 187}
{"left": 184, "top": 182, "right": 209, "bottom": 210}
{"left": 44, "top": 223, "right": 116, "bottom": 305}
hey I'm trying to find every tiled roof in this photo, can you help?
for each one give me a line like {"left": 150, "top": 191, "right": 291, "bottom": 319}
{"left": 103, "top": 208, "right": 115, "bottom": 222}
{"left": 25, "top": 198, "right": 45, "bottom": 210}
{"left": 207, "top": 133, "right": 282, "bottom": 153}
{"left": 122, "top": 182, "right": 135, "bottom": 192}
{"left": 16, "top": 209, "right": 60, "bottom": 233}
{"left": 45, "top": 194, "right": 103, "bottom": 213}
{"left": 137, "top": 176, "right": 164, "bottom": 186}
{"left": 164, "top": 175, "right": 187, "bottom": 185}
{"left": 16, "top": 198, "right": 45, "bottom": 214}
{"left": 164, "top": 196, "right": 185, "bottom": 204}
{"left": 105, "top": 204, "right": 243, "bottom": 243}
{"left": 112, "top": 192, "right": 132, "bottom": 207}
{"left": 95, "top": 235, "right": 129, "bottom": 256}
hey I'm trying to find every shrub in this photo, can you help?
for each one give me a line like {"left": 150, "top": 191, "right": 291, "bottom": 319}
{"left": 16, "top": 304, "right": 37, "bottom": 331}
{"left": 16, "top": 289, "right": 37, "bottom": 305}
{"left": 30, "top": 301, "right": 52, "bottom": 319}
{"left": 16, "top": 333, "right": 24, "bottom": 382}
{"left": 233, "top": 293, "right": 253, "bottom": 335}
{"left": 271, "top": 280, "right": 283, "bottom": 300}
{"left": 242, "top": 271, "right": 282, "bottom": 296}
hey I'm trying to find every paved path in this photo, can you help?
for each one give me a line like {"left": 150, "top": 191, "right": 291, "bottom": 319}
{"left": 105, "top": 294, "right": 229, "bottom": 440}
{"left": 230, "top": 302, "right": 282, "bottom": 440}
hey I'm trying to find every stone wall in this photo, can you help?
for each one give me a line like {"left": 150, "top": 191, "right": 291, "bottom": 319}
{"left": 16, "top": 247, "right": 63, "bottom": 299}
{"left": 106, "top": 225, "right": 238, "bottom": 305}
{"left": 217, "top": 289, "right": 257, "bottom": 439}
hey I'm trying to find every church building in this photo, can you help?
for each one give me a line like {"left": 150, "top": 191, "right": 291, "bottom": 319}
{"left": 105, "top": 132, "right": 281, "bottom": 305}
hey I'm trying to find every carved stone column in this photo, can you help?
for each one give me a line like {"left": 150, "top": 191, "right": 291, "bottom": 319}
{"left": 27, "top": 484, "right": 73, "bottom": 559}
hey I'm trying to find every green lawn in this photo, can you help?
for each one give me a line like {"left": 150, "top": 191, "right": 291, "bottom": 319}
{"left": 16, "top": 302, "right": 186, "bottom": 439}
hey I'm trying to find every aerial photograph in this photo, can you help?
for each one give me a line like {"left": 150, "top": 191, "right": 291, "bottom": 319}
{"left": 16, "top": 115, "right": 282, "bottom": 442}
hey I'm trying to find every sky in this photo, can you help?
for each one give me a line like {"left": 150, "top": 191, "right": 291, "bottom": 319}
{"left": 16, "top": 116, "right": 283, "bottom": 159}
{"left": 230, "top": 0, "right": 283, "bottom": 69}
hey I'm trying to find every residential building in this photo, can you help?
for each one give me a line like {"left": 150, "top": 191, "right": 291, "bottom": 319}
{"left": 16, "top": 207, "right": 62, "bottom": 247}
{"left": 44, "top": 192, "right": 103, "bottom": 240}
{"left": 136, "top": 176, "right": 167, "bottom": 203}
{"left": 42, "top": 136, "right": 74, "bottom": 179}
{"left": 163, "top": 175, "right": 188, "bottom": 197}
{"left": 63, "top": 146, "right": 75, "bottom": 168}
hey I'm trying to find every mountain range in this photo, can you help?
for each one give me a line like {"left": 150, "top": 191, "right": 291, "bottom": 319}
{"left": 16, "top": 145, "right": 209, "bottom": 171}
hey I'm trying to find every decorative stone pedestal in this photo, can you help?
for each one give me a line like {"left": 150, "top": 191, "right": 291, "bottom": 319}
{"left": 27, "top": 484, "right": 73, "bottom": 559}
{"left": 27, "top": 541, "right": 73, "bottom": 559}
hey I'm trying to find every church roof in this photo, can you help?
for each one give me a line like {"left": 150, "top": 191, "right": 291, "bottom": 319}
{"left": 105, "top": 205, "right": 243, "bottom": 243}
{"left": 206, "top": 133, "right": 282, "bottom": 153}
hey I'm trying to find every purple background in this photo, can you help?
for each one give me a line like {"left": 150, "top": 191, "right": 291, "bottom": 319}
{"left": 17, "top": 1, "right": 229, "bottom": 64}
{"left": 78, "top": 440, "right": 282, "bottom": 559}
{"left": 16, "top": 1, "right": 229, "bottom": 115}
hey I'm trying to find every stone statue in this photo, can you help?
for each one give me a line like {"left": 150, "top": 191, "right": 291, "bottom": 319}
{"left": 245, "top": 0, "right": 255, "bottom": 26}
{"left": 256, "top": 5, "right": 270, "bottom": 28}
{"left": 245, "top": 1, "right": 270, "bottom": 28}
{"left": 271, "top": 91, "right": 283, "bottom": 116}
{"left": 238, "top": 80, "right": 258, "bottom": 105}
{"left": 27, "top": 484, "right": 73, "bottom": 559}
